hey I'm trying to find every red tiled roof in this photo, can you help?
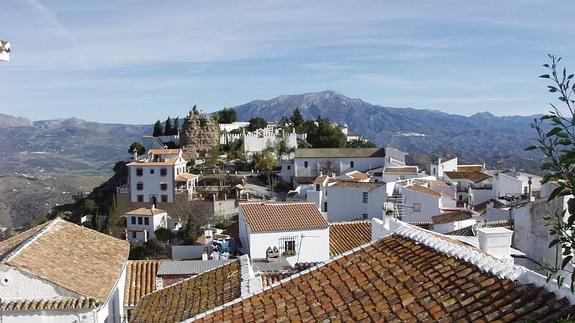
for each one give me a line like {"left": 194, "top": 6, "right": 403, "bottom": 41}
{"left": 195, "top": 235, "right": 575, "bottom": 322}
{"left": 444, "top": 171, "right": 491, "bottom": 182}
{"left": 313, "top": 175, "right": 328, "bottom": 185}
{"left": 408, "top": 222, "right": 434, "bottom": 230}
{"left": 431, "top": 211, "right": 473, "bottom": 225}
{"left": 383, "top": 166, "right": 418, "bottom": 174}
{"left": 131, "top": 260, "right": 241, "bottom": 322}
{"left": 446, "top": 220, "right": 513, "bottom": 236}
{"left": 240, "top": 202, "right": 328, "bottom": 232}
{"left": 406, "top": 184, "right": 442, "bottom": 197}
{"left": 457, "top": 165, "right": 484, "bottom": 172}
{"left": 125, "top": 207, "right": 166, "bottom": 216}
{"left": 148, "top": 148, "right": 181, "bottom": 155}
{"left": 329, "top": 221, "right": 372, "bottom": 256}
{"left": 0, "top": 297, "right": 100, "bottom": 312}
{"left": 331, "top": 181, "right": 384, "bottom": 190}
{"left": 124, "top": 260, "right": 160, "bottom": 308}
{"left": 347, "top": 171, "right": 370, "bottom": 180}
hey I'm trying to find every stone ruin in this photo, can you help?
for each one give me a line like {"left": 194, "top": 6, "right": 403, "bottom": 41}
{"left": 180, "top": 106, "right": 219, "bottom": 161}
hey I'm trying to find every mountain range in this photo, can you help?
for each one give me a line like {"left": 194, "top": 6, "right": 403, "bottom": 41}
{"left": 0, "top": 91, "right": 544, "bottom": 227}
{"left": 235, "top": 91, "right": 542, "bottom": 171}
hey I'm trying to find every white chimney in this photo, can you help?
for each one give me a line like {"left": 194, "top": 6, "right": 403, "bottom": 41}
{"left": 476, "top": 227, "right": 514, "bottom": 260}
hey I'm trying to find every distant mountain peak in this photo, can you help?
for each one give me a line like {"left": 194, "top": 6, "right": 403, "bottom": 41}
{"left": 470, "top": 111, "right": 496, "bottom": 119}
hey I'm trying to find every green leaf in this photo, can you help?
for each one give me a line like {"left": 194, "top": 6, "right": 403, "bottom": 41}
{"left": 563, "top": 256, "right": 573, "bottom": 269}
{"left": 540, "top": 74, "right": 551, "bottom": 79}
{"left": 550, "top": 239, "right": 560, "bottom": 248}
{"left": 525, "top": 146, "right": 537, "bottom": 151}
{"left": 546, "top": 127, "right": 563, "bottom": 137}
{"left": 549, "top": 186, "right": 565, "bottom": 201}
{"left": 568, "top": 74, "right": 574, "bottom": 80}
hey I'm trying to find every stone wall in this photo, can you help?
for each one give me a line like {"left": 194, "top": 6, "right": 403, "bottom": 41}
{"left": 180, "top": 107, "right": 219, "bottom": 161}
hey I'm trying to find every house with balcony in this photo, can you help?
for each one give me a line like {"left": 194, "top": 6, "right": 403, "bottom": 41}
{"left": 238, "top": 202, "right": 330, "bottom": 265}
{"left": 125, "top": 148, "right": 198, "bottom": 204}
{"left": 124, "top": 207, "right": 181, "bottom": 243}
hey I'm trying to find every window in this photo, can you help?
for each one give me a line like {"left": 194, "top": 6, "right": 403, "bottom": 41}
{"left": 144, "top": 217, "right": 149, "bottom": 225}
{"left": 350, "top": 161, "right": 355, "bottom": 168}
{"left": 323, "top": 202, "right": 328, "bottom": 212}
{"left": 287, "top": 165, "right": 291, "bottom": 170}
{"left": 362, "top": 213, "right": 368, "bottom": 219}
{"left": 160, "top": 183, "right": 168, "bottom": 191}
{"left": 137, "top": 195, "right": 144, "bottom": 202}
{"left": 161, "top": 195, "right": 168, "bottom": 202}
{"left": 150, "top": 169, "right": 155, "bottom": 174}
{"left": 132, "top": 231, "right": 137, "bottom": 239}
{"left": 138, "top": 217, "right": 143, "bottom": 225}
{"left": 279, "top": 237, "right": 297, "bottom": 256}
{"left": 160, "top": 168, "right": 167, "bottom": 177}
{"left": 136, "top": 168, "right": 143, "bottom": 176}
{"left": 304, "top": 161, "right": 308, "bottom": 168}
{"left": 315, "top": 184, "right": 320, "bottom": 191}
{"left": 413, "top": 203, "right": 421, "bottom": 212}
{"left": 131, "top": 217, "right": 136, "bottom": 225}
{"left": 136, "top": 182, "right": 144, "bottom": 191}
{"left": 362, "top": 192, "right": 368, "bottom": 203}
{"left": 458, "top": 195, "right": 463, "bottom": 201}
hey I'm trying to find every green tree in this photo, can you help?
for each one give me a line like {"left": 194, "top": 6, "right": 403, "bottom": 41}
{"left": 247, "top": 117, "right": 268, "bottom": 132}
{"left": 83, "top": 199, "right": 97, "bottom": 214}
{"left": 128, "top": 142, "right": 145, "bottom": 156}
{"left": 527, "top": 55, "right": 575, "bottom": 290}
{"left": 173, "top": 117, "right": 180, "bottom": 135}
{"left": 154, "top": 227, "right": 173, "bottom": 243}
{"left": 306, "top": 118, "right": 347, "bottom": 148}
{"left": 290, "top": 107, "right": 304, "bottom": 132}
{"left": 164, "top": 117, "right": 174, "bottom": 135}
{"left": 213, "top": 108, "right": 238, "bottom": 124}
{"left": 347, "top": 139, "right": 377, "bottom": 148}
{"left": 253, "top": 151, "right": 277, "bottom": 172}
{"left": 153, "top": 120, "right": 164, "bottom": 137}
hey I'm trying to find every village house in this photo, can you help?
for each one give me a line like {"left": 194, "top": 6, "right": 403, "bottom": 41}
{"left": 325, "top": 181, "right": 387, "bottom": 222}
{"left": 430, "top": 210, "right": 477, "bottom": 234}
{"left": 400, "top": 184, "right": 457, "bottom": 222}
{"left": 444, "top": 170, "right": 492, "bottom": 205}
{"left": 124, "top": 148, "right": 198, "bottom": 204}
{"left": 220, "top": 125, "right": 301, "bottom": 160}
{"left": 0, "top": 218, "right": 129, "bottom": 323}
{"left": 281, "top": 147, "right": 406, "bottom": 185}
{"left": 238, "top": 202, "right": 330, "bottom": 265}
{"left": 124, "top": 207, "right": 181, "bottom": 243}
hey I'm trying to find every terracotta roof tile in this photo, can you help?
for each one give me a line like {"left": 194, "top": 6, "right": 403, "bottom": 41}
{"left": 130, "top": 260, "right": 241, "bottom": 322}
{"left": 125, "top": 207, "right": 166, "bottom": 216}
{"left": 446, "top": 220, "right": 513, "bottom": 236}
{"left": 383, "top": 166, "right": 418, "bottom": 174}
{"left": 240, "top": 202, "right": 328, "bottom": 232}
{"left": 408, "top": 222, "right": 434, "bottom": 230}
{"left": 0, "top": 222, "right": 50, "bottom": 261}
{"left": 0, "top": 297, "right": 100, "bottom": 312}
{"left": 3, "top": 218, "right": 129, "bottom": 302}
{"left": 329, "top": 221, "right": 372, "bottom": 256}
{"left": 457, "top": 165, "right": 484, "bottom": 172}
{"left": 127, "top": 157, "right": 180, "bottom": 167}
{"left": 312, "top": 175, "right": 327, "bottom": 185}
{"left": 406, "top": 184, "right": 442, "bottom": 197}
{"left": 431, "top": 211, "right": 473, "bottom": 225}
{"left": 176, "top": 172, "right": 199, "bottom": 181}
{"left": 195, "top": 235, "right": 575, "bottom": 322}
{"left": 331, "top": 181, "right": 384, "bottom": 190}
{"left": 148, "top": 148, "right": 181, "bottom": 155}
{"left": 444, "top": 171, "right": 491, "bottom": 182}
{"left": 124, "top": 260, "right": 160, "bottom": 308}
{"left": 346, "top": 171, "right": 370, "bottom": 180}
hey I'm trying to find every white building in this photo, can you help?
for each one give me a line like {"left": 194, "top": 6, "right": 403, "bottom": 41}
{"left": 325, "top": 181, "right": 387, "bottom": 222}
{"left": 283, "top": 147, "right": 405, "bottom": 185}
{"left": 218, "top": 122, "right": 250, "bottom": 133}
{"left": 431, "top": 211, "right": 477, "bottom": 234}
{"left": 379, "top": 166, "right": 419, "bottom": 183}
{"left": 238, "top": 202, "right": 330, "bottom": 265}
{"left": 0, "top": 40, "right": 10, "bottom": 62}
{"left": 125, "top": 149, "right": 198, "bottom": 204}
{"left": 0, "top": 218, "right": 129, "bottom": 323}
{"left": 124, "top": 207, "right": 180, "bottom": 243}
{"left": 400, "top": 184, "right": 457, "bottom": 222}
{"left": 444, "top": 170, "right": 492, "bottom": 205}
{"left": 220, "top": 127, "right": 300, "bottom": 158}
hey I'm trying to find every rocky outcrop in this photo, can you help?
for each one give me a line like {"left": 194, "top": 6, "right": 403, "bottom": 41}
{"left": 180, "top": 106, "right": 219, "bottom": 161}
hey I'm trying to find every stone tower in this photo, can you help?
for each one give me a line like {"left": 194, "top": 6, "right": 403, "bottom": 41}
{"left": 180, "top": 106, "right": 219, "bottom": 161}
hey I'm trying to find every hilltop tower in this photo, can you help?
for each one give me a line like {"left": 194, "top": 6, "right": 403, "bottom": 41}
{"left": 180, "top": 105, "right": 219, "bottom": 161}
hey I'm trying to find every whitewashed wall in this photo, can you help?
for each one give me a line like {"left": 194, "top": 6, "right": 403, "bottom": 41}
{"left": 494, "top": 173, "right": 522, "bottom": 197}
{"left": 294, "top": 157, "right": 387, "bottom": 179}
{"left": 401, "top": 189, "right": 441, "bottom": 222}
{"left": 326, "top": 186, "right": 386, "bottom": 222}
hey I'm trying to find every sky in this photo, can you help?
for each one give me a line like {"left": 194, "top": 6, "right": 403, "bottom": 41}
{"left": 1, "top": 1, "right": 574, "bottom": 124}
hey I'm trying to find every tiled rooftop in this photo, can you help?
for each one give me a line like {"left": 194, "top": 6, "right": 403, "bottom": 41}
{"left": 444, "top": 171, "right": 492, "bottom": 182}
{"left": 407, "top": 222, "right": 434, "bottom": 230}
{"left": 124, "top": 260, "right": 160, "bottom": 308}
{"left": 0, "top": 221, "right": 50, "bottom": 260}
{"left": 331, "top": 181, "right": 384, "bottom": 190}
{"left": 383, "top": 166, "right": 418, "bottom": 174}
{"left": 431, "top": 210, "right": 473, "bottom": 225}
{"left": 126, "top": 207, "right": 166, "bottom": 216}
{"left": 130, "top": 260, "right": 242, "bottom": 322}
{"left": 446, "top": 220, "right": 513, "bottom": 237}
{"left": 312, "top": 175, "right": 328, "bottom": 184}
{"left": 405, "top": 184, "right": 442, "bottom": 197}
{"left": 346, "top": 171, "right": 370, "bottom": 180}
{"left": 0, "top": 297, "right": 100, "bottom": 312}
{"left": 240, "top": 202, "right": 328, "bottom": 232}
{"left": 457, "top": 165, "right": 484, "bottom": 172}
{"left": 1, "top": 218, "right": 129, "bottom": 302}
{"left": 194, "top": 234, "right": 575, "bottom": 322}
{"left": 148, "top": 148, "right": 181, "bottom": 155}
{"left": 329, "top": 220, "right": 372, "bottom": 256}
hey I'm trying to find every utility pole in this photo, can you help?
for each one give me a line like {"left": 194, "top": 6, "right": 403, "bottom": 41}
{"left": 0, "top": 40, "right": 10, "bottom": 62}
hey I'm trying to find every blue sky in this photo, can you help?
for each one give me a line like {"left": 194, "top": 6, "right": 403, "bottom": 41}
{"left": 1, "top": 0, "right": 574, "bottom": 123}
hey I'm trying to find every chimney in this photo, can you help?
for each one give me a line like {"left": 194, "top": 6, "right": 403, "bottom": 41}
{"left": 528, "top": 176, "right": 533, "bottom": 201}
{"left": 476, "top": 227, "right": 514, "bottom": 261}
{"left": 133, "top": 148, "right": 138, "bottom": 161}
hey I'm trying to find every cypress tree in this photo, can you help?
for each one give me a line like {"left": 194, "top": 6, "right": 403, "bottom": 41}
{"left": 153, "top": 120, "right": 163, "bottom": 137}
{"left": 164, "top": 117, "right": 173, "bottom": 135}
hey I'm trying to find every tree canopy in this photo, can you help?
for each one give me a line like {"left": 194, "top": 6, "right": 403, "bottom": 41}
{"left": 347, "top": 139, "right": 377, "bottom": 148}
{"left": 306, "top": 118, "right": 347, "bottom": 148}
{"left": 153, "top": 120, "right": 163, "bottom": 137}
{"left": 129, "top": 141, "right": 145, "bottom": 156}
{"left": 213, "top": 108, "right": 238, "bottom": 124}
{"left": 164, "top": 117, "right": 174, "bottom": 135}
{"left": 290, "top": 107, "right": 304, "bottom": 131}
{"left": 247, "top": 117, "right": 268, "bottom": 132}
{"left": 253, "top": 150, "right": 277, "bottom": 172}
